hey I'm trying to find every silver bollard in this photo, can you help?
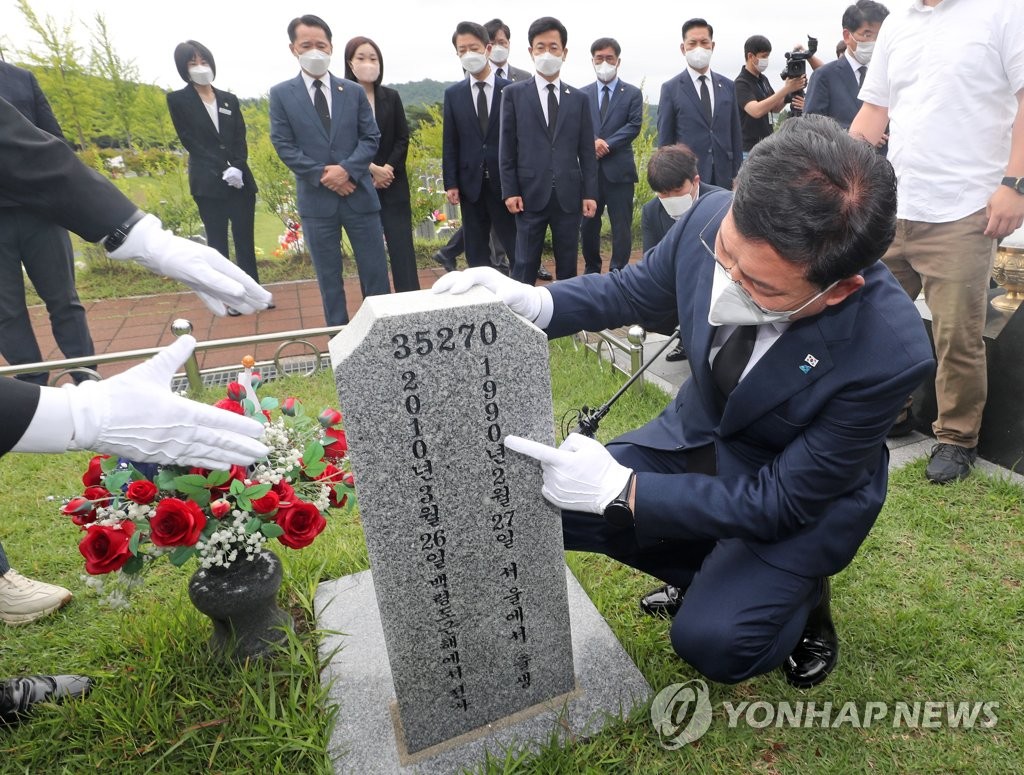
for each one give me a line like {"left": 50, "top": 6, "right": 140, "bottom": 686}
{"left": 627, "top": 326, "right": 647, "bottom": 393}
{"left": 171, "top": 318, "right": 203, "bottom": 394}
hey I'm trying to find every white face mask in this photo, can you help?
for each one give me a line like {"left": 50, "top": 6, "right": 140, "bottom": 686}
{"left": 707, "top": 260, "right": 837, "bottom": 326}
{"left": 490, "top": 45, "right": 510, "bottom": 65}
{"left": 851, "top": 41, "right": 874, "bottom": 65}
{"left": 594, "top": 62, "right": 618, "bottom": 83}
{"left": 685, "top": 46, "right": 713, "bottom": 71}
{"left": 298, "top": 50, "right": 331, "bottom": 77}
{"left": 533, "top": 52, "right": 563, "bottom": 77}
{"left": 756, "top": 58, "right": 770, "bottom": 73}
{"left": 460, "top": 51, "right": 488, "bottom": 76}
{"left": 188, "top": 65, "right": 214, "bottom": 86}
{"left": 352, "top": 61, "right": 380, "bottom": 83}
{"left": 659, "top": 193, "right": 694, "bottom": 220}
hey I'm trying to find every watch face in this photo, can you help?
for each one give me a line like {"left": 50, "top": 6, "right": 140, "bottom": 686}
{"left": 604, "top": 500, "right": 633, "bottom": 527}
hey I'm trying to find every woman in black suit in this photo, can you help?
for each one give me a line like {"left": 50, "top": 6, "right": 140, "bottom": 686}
{"left": 344, "top": 37, "right": 420, "bottom": 292}
{"left": 166, "top": 41, "right": 261, "bottom": 311}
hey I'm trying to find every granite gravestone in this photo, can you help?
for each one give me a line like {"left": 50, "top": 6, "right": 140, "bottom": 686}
{"left": 329, "top": 288, "right": 575, "bottom": 757}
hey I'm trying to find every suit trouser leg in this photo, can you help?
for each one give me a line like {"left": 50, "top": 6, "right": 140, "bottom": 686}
{"left": 302, "top": 214, "right": 349, "bottom": 325}
{"left": 580, "top": 174, "right": 607, "bottom": 274}
{"left": 561, "top": 440, "right": 820, "bottom": 684}
{"left": 194, "top": 196, "right": 231, "bottom": 259}
{"left": 605, "top": 180, "right": 635, "bottom": 270}
{"left": 437, "top": 227, "right": 464, "bottom": 262}
{"left": 549, "top": 200, "right": 582, "bottom": 280}
{"left": 378, "top": 198, "right": 421, "bottom": 292}
{"left": 882, "top": 210, "right": 993, "bottom": 447}
{"left": 339, "top": 200, "right": 391, "bottom": 300}
{"left": 511, "top": 207, "right": 550, "bottom": 285}
{"left": 485, "top": 183, "right": 518, "bottom": 275}
{"left": 460, "top": 194, "right": 494, "bottom": 268}
{"left": 225, "top": 190, "right": 259, "bottom": 283}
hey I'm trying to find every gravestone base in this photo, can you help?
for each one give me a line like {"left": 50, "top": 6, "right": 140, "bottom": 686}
{"left": 316, "top": 567, "right": 651, "bottom": 775}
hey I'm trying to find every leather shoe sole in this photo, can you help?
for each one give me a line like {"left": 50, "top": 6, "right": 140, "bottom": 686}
{"left": 782, "top": 578, "right": 838, "bottom": 688}
{"left": 536, "top": 266, "right": 553, "bottom": 281}
{"left": 639, "top": 584, "right": 684, "bottom": 618}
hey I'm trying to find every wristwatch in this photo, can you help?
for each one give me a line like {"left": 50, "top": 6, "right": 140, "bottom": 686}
{"left": 102, "top": 210, "right": 146, "bottom": 252}
{"left": 603, "top": 472, "right": 636, "bottom": 527}
{"left": 1001, "top": 176, "right": 1024, "bottom": 195}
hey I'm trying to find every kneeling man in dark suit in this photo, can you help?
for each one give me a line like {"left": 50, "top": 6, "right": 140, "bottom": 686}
{"left": 435, "top": 115, "right": 934, "bottom": 688}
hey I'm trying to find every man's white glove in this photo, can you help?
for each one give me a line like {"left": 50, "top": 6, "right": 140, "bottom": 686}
{"left": 432, "top": 266, "right": 554, "bottom": 328}
{"left": 65, "top": 335, "right": 270, "bottom": 469}
{"left": 222, "top": 166, "right": 245, "bottom": 189}
{"left": 108, "top": 214, "right": 272, "bottom": 315}
{"left": 504, "top": 433, "right": 632, "bottom": 514}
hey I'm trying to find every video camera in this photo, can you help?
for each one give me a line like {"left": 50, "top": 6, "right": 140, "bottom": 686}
{"left": 780, "top": 36, "right": 817, "bottom": 116}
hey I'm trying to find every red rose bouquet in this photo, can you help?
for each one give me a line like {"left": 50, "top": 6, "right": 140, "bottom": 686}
{"left": 65, "top": 362, "right": 353, "bottom": 605}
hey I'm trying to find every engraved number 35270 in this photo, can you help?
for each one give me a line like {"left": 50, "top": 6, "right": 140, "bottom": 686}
{"left": 392, "top": 322, "right": 497, "bottom": 359}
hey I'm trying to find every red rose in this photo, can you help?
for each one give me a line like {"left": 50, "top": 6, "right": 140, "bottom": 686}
{"left": 281, "top": 397, "right": 298, "bottom": 416}
{"left": 125, "top": 480, "right": 158, "bottom": 505}
{"left": 210, "top": 499, "right": 232, "bottom": 518}
{"left": 318, "top": 408, "right": 342, "bottom": 428}
{"left": 226, "top": 381, "right": 246, "bottom": 402}
{"left": 342, "top": 471, "right": 355, "bottom": 487}
{"left": 316, "top": 464, "right": 347, "bottom": 507}
{"left": 250, "top": 371, "right": 262, "bottom": 389}
{"left": 84, "top": 485, "right": 110, "bottom": 501}
{"left": 214, "top": 398, "right": 245, "bottom": 415}
{"left": 149, "top": 498, "right": 206, "bottom": 547}
{"left": 63, "top": 496, "right": 97, "bottom": 526}
{"left": 276, "top": 500, "right": 326, "bottom": 549}
{"left": 323, "top": 428, "right": 348, "bottom": 461}
{"left": 82, "top": 454, "right": 110, "bottom": 487}
{"left": 272, "top": 480, "right": 296, "bottom": 506}
{"left": 79, "top": 521, "right": 135, "bottom": 575}
{"left": 250, "top": 490, "right": 280, "bottom": 515}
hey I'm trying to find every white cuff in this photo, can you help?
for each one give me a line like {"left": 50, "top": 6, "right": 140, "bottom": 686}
{"left": 10, "top": 386, "right": 75, "bottom": 453}
{"left": 534, "top": 287, "right": 554, "bottom": 329}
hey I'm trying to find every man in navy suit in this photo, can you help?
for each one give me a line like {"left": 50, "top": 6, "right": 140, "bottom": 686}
{"left": 436, "top": 116, "right": 933, "bottom": 688}
{"left": 443, "top": 22, "right": 518, "bottom": 274}
{"left": 580, "top": 38, "right": 643, "bottom": 274}
{"left": 499, "top": 17, "right": 598, "bottom": 284}
{"left": 806, "top": 0, "right": 890, "bottom": 144}
{"left": 269, "top": 14, "right": 390, "bottom": 325}
{"left": 657, "top": 18, "right": 744, "bottom": 190}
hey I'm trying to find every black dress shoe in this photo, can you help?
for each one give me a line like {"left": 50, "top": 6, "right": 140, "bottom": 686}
{"left": 536, "top": 266, "right": 553, "bottom": 281}
{"left": 640, "top": 584, "right": 684, "bottom": 618}
{"left": 0, "top": 674, "right": 92, "bottom": 725}
{"left": 783, "top": 578, "right": 838, "bottom": 688}
{"left": 226, "top": 306, "right": 242, "bottom": 317}
{"left": 432, "top": 251, "right": 457, "bottom": 273}
{"left": 665, "top": 343, "right": 687, "bottom": 362}
{"left": 887, "top": 406, "right": 915, "bottom": 438}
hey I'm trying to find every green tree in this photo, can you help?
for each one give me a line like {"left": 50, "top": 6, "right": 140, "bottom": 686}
{"left": 89, "top": 13, "right": 140, "bottom": 148}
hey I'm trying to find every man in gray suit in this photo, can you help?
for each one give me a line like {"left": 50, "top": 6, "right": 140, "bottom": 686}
{"left": 269, "top": 14, "right": 390, "bottom": 325}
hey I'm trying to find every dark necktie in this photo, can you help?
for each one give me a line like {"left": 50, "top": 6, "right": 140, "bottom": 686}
{"left": 496, "top": 67, "right": 504, "bottom": 79}
{"left": 698, "top": 75, "right": 712, "bottom": 124}
{"left": 711, "top": 325, "right": 758, "bottom": 407}
{"left": 546, "top": 83, "right": 558, "bottom": 134}
{"left": 857, "top": 66, "right": 867, "bottom": 88}
{"left": 600, "top": 85, "right": 611, "bottom": 120}
{"left": 313, "top": 80, "right": 330, "bottom": 132}
{"left": 476, "top": 82, "right": 489, "bottom": 135}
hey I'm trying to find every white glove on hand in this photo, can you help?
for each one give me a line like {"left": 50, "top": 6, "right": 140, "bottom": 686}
{"left": 222, "top": 166, "right": 245, "bottom": 188}
{"left": 432, "top": 266, "right": 553, "bottom": 327}
{"left": 65, "top": 336, "right": 270, "bottom": 469}
{"left": 108, "top": 214, "right": 273, "bottom": 316}
{"left": 504, "top": 433, "right": 633, "bottom": 514}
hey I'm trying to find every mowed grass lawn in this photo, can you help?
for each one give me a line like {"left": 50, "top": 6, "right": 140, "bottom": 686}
{"left": 0, "top": 339, "right": 1020, "bottom": 773}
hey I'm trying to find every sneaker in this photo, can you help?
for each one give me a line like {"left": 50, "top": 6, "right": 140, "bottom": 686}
{"left": 925, "top": 443, "right": 977, "bottom": 484}
{"left": 0, "top": 571, "right": 72, "bottom": 625}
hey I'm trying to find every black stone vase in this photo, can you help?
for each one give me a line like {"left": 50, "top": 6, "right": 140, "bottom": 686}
{"left": 188, "top": 550, "right": 294, "bottom": 661}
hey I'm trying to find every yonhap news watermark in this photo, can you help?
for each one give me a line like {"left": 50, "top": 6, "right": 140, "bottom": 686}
{"left": 651, "top": 680, "right": 999, "bottom": 748}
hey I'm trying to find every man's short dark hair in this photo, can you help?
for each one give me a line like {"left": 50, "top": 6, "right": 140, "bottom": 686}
{"left": 173, "top": 40, "right": 215, "bottom": 83}
{"left": 591, "top": 37, "right": 621, "bottom": 57}
{"left": 682, "top": 18, "right": 713, "bottom": 39}
{"left": 453, "top": 21, "right": 489, "bottom": 49}
{"left": 484, "top": 18, "right": 511, "bottom": 42}
{"left": 744, "top": 35, "right": 772, "bottom": 58}
{"left": 528, "top": 17, "right": 567, "bottom": 47}
{"left": 287, "top": 14, "right": 332, "bottom": 43}
{"left": 732, "top": 114, "right": 898, "bottom": 287}
{"left": 842, "top": 0, "right": 890, "bottom": 32}
{"left": 647, "top": 145, "right": 699, "bottom": 192}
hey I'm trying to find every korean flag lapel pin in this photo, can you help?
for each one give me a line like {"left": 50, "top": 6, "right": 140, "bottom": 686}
{"left": 337, "top": 83, "right": 344, "bottom": 91}
{"left": 799, "top": 353, "right": 819, "bottom": 374}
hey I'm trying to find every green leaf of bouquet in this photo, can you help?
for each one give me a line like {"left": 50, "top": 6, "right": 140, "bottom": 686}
{"left": 169, "top": 546, "right": 198, "bottom": 567}
{"left": 122, "top": 556, "right": 144, "bottom": 575}
{"left": 229, "top": 478, "right": 245, "bottom": 495}
{"left": 245, "top": 517, "right": 262, "bottom": 534}
{"left": 206, "top": 469, "right": 231, "bottom": 486}
{"left": 101, "top": 455, "right": 119, "bottom": 474}
{"left": 191, "top": 490, "right": 211, "bottom": 508}
{"left": 303, "top": 440, "right": 325, "bottom": 465}
{"left": 260, "top": 522, "right": 284, "bottom": 538}
{"left": 128, "top": 530, "right": 141, "bottom": 555}
{"left": 154, "top": 469, "right": 178, "bottom": 491}
{"left": 244, "top": 483, "right": 272, "bottom": 499}
{"left": 303, "top": 461, "right": 326, "bottom": 479}
{"left": 175, "top": 474, "right": 210, "bottom": 489}
{"left": 105, "top": 471, "right": 133, "bottom": 492}
{"left": 260, "top": 396, "right": 279, "bottom": 411}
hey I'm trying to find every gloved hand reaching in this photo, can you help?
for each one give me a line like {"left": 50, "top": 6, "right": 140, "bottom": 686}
{"left": 107, "top": 214, "right": 273, "bottom": 316}
{"left": 504, "top": 433, "right": 633, "bottom": 514}
{"left": 222, "top": 166, "right": 245, "bottom": 188}
{"left": 64, "top": 335, "right": 269, "bottom": 469}
{"left": 432, "top": 266, "right": 554, "bottom": 328}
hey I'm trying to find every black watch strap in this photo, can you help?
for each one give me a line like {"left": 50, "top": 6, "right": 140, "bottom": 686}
{"left": 102, "top": 210, "right": 146, "bottom": 252}
{"left": 1001, "top": 176, "right": 1024, "bottom": 195}
{"left": 603, "top": 472, "right": 636, "bottom": 527}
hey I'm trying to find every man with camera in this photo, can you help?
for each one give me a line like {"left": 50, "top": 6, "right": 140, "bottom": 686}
{"left": 734, "top": 35, "right": 808, "bottom": 157}
{"left": 435, "top": 116, "right": 934, "bottom": 688}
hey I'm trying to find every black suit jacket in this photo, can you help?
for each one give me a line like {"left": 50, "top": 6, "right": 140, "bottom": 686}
{"left": 442, "top": 76, "right": 510, "bottom": 202}
{"left": 166, "top": 85, "right": 257, "bottom": 199}
{"left": 370, "top": 85, "right": 411, "bottom": 205}
{"left": 0, "top": 62, "right": 66, "bottom": 207}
